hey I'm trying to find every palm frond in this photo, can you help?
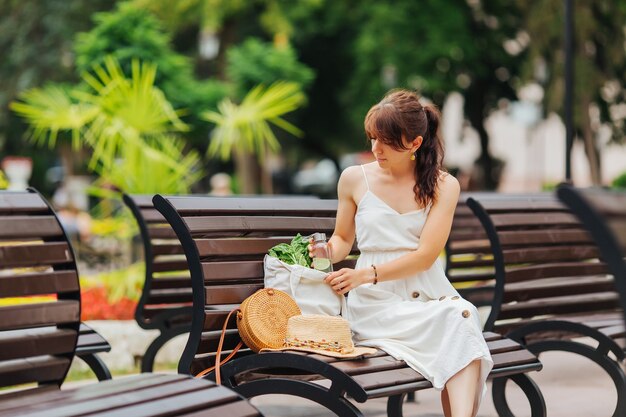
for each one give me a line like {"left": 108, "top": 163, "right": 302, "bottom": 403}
{"left": 201, "top": 81, "right": 305, "bottom": 161}
{"left": 10, "top": 85, "right": 98, "bottom": 149}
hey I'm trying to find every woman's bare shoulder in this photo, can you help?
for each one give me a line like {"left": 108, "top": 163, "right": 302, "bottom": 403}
{"left": 338, "top": 165, "right": 364, "bottom": 186}
{"left": 437, "top": 172, "right": 460, "bottom": 201}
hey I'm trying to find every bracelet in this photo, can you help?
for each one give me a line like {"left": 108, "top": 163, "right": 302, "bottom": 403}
{"left": 370, "top": 264, "right": 378, "bottom": 285}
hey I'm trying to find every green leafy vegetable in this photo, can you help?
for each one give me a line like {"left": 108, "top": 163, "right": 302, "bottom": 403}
{"left": 268, "top": 233, "right": 311, "bottom": 267}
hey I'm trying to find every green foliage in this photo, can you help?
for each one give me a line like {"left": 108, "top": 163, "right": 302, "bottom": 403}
{"left": 226, "top": 38, "right": 314, "bottom": 99}
{"left": 202, "top": 81, "right": 306, "bottom": 161}
{"left": 11, "top": 56, "right": 203, "bottom": 195}
{"left": 268, "top": 233, "right": 311, "bottom": 267}
{"left": 0, "top": 170, "right": 7, "bottom": 189}
{"left": 82, "top": 262, "right": 145, "bottom": 303}
{"left": 74, "top": 2, "right": 229, "bottom": 138}
{"left": 612, "top": 172, "right": 626, "bottom": 189}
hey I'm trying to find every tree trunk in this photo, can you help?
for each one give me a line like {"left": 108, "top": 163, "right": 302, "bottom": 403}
{"left": 579, "top": 96, "right": 601, "bottom": 185}
{"left": 465, "top": 86, "right": 497, "bottom": 190}
{"left": 233, "top": 149, "right": 260, "bottom": 194}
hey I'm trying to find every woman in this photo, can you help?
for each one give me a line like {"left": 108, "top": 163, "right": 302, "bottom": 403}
{"left": 315, "top": 89, "right": 492, "bottom": 417}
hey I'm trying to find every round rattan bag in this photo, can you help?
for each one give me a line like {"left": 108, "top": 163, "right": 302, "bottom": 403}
{"left": 237, "top": 288, "right": 301, "bottom": 352}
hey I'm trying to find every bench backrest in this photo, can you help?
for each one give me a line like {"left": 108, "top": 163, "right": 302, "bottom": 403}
{"left": 153, "top": 195, "right": 349, "bottom": 375}
{"left": 466, "top": 194, "right": 618, "bottom": 334}
{"left": 0, "top": 189, "right": 80, "bottom": 388}
{"left": 122, "top": 194, "right": 191, "bottom": 328}
{"left": 446, "top": 192, "right": 552, "bottom": 307}
{"left": 558, "top": 186, "right": 626, "bottom": 322}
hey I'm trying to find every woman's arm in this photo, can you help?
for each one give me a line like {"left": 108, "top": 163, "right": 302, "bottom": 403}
{"left": 326, "top": 173, "right": 460, "bottom": 294}
{"left": 327, "top": 166, "right": 360, "bottom": 263}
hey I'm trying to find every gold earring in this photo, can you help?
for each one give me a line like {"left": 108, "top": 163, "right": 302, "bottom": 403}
{"left": 410, "top": 153, "right": 416, "bottom": 161}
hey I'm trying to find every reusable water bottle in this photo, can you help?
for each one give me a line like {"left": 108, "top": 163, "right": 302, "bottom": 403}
{"left": 310, "top": 232, "right": 333, "bottom": 273}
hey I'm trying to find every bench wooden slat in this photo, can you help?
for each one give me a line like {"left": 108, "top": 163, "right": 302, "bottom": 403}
{"left": 0, "top": 328, "right": 76, "bottom": 361}
{"left": 196, "top": 238, "right": 290, "bottom": 258}
{"left": 167, "top": 197, "right": 337, "bottom": 216}
{"left": 498, "top": 292, "right": 620, "bottom": 319}
{"left": 147, "top": 289, "right": 193, "bottom": 304}
{"left": 0, "top": 216, "right": 63, "bottom": 239}
{"left": 505, "top": 262, "right": 609, "bottom": 283}
{"left": 201, "top": 261, "right": 264, "bottom": 281}
{"left": 184, "top": 216, "right": 336, "bottom": 235}
{"left": 0, "top": 242, "right": 73, "bottom": 268}
{"left": 0, "top": 356, "right": 70, "bottom": 387}
{"left": 141, "top": 208, "right": 166, "bottom": 222}
{"left": 152, "top": 258, "right": 189, "bottom": 273}
{"left": 177, "top": 400, "right": 261, "bottom": 417}
{"left": 0, "top": 271, "right": 78, "bottom": 297}
{"left": 0, "top": 374, "right": 180, "bottom": 413}
{"left": 502, "top": 245, "right": 599, "bottom": 264}
{"left": 204, "top": 284, "right": 263, "bottom": 305}
{"left": 490, "top": 212, "right": 579, "bottom": 228}
{"left": 477, "top": 200, "right": 565, "bottom": 212}
{"left": 0, "top": 194, "right": 50, "bottom": 213}
{"left": 17, "top": 378, "right": 234, "bottom": 417}
{"left": 150, "top": 276, "right": 191, "bottom": 289}
{"left": 0, "top": 301, "right": 80, "bottom": 331}
{"left": 148, "top": 226, "right": 178, "bottom": 239}
{"left": 152, "top": 243, "right": 185, "bottom": 256}
{"left": 498, "top": 229, "right": 593, "bottom": 246}
{"left": 504, "top": 275, "right": 615, "bottom": 302}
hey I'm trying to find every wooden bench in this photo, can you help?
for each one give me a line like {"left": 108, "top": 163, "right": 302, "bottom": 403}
{"left": 154, "top": 194, "right": 546, "bottom": 417}
{"left": 0, "top": 189, "right": 112, "bottom": 381}
{"left": 123, "top": 194, "right": 193, "bottom": 372}
{"left": 466, "top": 193, "right": 626, "bottom": 417}
{"left": 558, "top": 185, "right": 626, "bottom": 316}
{"left": 0, "top": 189, "right": 263, "bottom": 417}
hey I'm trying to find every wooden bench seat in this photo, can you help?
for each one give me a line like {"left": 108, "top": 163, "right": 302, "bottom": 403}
{"left": 154, "top": 194, "right": 546, "bottom": 417}
{"left": 0, "top": 189, "right": 263, "bottom": 417}
{"left": 467, "top": 192, "right": 626, "bottom": 417}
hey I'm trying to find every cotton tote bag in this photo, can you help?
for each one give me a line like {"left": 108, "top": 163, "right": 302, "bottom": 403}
{"left": 263, "top": 254, "right": 345, "bottom": 316}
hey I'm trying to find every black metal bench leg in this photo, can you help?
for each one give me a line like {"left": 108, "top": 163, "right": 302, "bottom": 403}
{"left": 387, "top": 393, "right": 407, "bottom": 417}
{"left": 526, "top": 340, "right": 626, "bottom": 417}
{"left": 234, "top": 378, "right": 364, "bottom": 417}
{"left": 141, "top": 326, "right": 188, "bottom": 372}
{"left": 78, "top": 353, "right": 112, "bottom": 381}
{"left": 492, "top": 374, "right": 546, "bottom": 417}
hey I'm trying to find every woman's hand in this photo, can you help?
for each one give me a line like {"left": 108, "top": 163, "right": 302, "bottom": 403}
{"left": 308, "top": 238, "right": 333, "bottom": 265}
{"left": 324, "top": 267, "right": 370, "bottom": 295}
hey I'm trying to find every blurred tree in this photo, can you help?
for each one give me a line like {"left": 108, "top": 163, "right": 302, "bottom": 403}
{"left": 519, "top": 0, "right": 626, "bottom": 185}
{"left": 0, "top": 0, "right": 115, "bottom": 191}
{"left": 282, "top": 0, "right": 525, "bottom": 189}
{"left": 11, "top": 57, "right": 203, "bottom": 198}
{"left": 202, "top": 81, "right": 306, "bottom": 193}
{"left": 74, "top": 2, "right": 229, "bottom": 147}
{"left": 226, "top": 38, "right": 314, "bottom": 99}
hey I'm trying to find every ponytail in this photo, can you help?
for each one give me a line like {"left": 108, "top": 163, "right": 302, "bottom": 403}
{"left": 413, "top": 104, "right": 445, "bottom": 208}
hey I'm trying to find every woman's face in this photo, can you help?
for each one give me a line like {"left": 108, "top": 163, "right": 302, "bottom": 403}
{"left": 370, "top": 136, "right": 415, "bottom": 167}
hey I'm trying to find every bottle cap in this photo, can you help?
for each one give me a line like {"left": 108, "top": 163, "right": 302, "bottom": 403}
{"left": 310, "top": 232, "right": 326, "bottom": 242}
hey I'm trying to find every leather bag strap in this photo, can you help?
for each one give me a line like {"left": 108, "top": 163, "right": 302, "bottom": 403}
{"left": 195, "top": 307, "right": 243, "bottom": 384}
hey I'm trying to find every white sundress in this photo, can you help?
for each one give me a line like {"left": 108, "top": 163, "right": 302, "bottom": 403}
{"left": 345, "top": 165, "right": 493, "bottom": 403}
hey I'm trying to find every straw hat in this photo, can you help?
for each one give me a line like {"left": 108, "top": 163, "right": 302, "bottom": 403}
{"left": 262, "top": 314, "right": 378, "bottom": 358}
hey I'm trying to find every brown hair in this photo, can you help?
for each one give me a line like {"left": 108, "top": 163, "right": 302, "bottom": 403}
{"left": 364, "top": 89, "right": 445, "bottom": 207}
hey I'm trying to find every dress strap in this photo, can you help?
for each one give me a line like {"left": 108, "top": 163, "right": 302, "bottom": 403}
{"left": 360, "top": 165, "right": 370, "bottom": 190}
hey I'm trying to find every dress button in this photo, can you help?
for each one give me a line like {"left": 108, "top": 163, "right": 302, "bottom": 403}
{"left": 439, "top": 296, "right": 446, "bottom": 301}
{"left": 462, "top": 310, "right": 471, "bottom": 318}
{"left": 452, "top": 296, "right": 460, "bottom": 300}
{"left": 412, "top": 291, "right": 420, "bottom": 299}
